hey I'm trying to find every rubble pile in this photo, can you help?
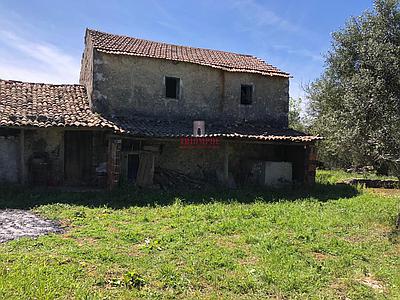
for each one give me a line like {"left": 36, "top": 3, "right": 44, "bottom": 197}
{"left": 154, "top": 167, "right": 206, "bottom": 190}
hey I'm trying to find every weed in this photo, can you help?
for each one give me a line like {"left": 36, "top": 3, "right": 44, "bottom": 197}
{"left": 123, "top": 271, "right": 146, "bottom": 288}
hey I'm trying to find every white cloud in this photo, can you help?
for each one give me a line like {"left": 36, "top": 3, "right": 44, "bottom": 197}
{"left": 0, "top": 30, "right": 79, "bottom": 83}
{"left": 271, "top": 44, "right": 324, "bottom": 62}
{"left": 233, "top": 0, "right": 302, "bottom": 34}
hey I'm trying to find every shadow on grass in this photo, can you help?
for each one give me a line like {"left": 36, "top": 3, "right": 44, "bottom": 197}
{"left": 388, "top": 229, "right": 400, "bottom": 244}
{"left": 0, "top": 182, "right": 360, "bottom": 209}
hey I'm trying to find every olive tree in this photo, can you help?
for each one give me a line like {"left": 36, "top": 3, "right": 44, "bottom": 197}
{"left": 307, "top": 0, "right": 400, "bottom": 179}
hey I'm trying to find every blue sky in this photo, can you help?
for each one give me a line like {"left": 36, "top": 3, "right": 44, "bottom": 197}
{"left": 0, "top": 0, "right": 373, "bottom": 100}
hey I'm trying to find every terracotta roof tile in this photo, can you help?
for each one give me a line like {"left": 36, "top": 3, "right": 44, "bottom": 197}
{"left": 87, "top": 29, "right": 290, "bottom": 78}
{"left": 0, "top": 79, "right": 119, "bottom": 130}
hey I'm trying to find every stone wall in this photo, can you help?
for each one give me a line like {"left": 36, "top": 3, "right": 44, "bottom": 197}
{"left": 79, "top": 32, "right": 95, "bottom": 107}
{"left": 85, "top": 51, "right": 289, "bottom": 126}
{"left": 154, "top": 140, "right": 225, "bottom": 181}
{"left": 140, "top": 139, "right": 306, "bottom": 186}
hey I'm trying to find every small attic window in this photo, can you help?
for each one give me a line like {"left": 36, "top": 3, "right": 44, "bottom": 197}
{"left": 241, "top": 84, "right": 253, "bottom": 105}
{"left": 165, "top": 76, "right": 180, "bottom": 99}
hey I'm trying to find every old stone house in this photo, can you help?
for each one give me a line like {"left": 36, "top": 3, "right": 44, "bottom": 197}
{"left": 0, "top": 29, "right": 320, "bottom": 188}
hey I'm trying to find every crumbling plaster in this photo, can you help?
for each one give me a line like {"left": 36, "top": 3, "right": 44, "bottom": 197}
{"left": 87, "top": 51, "right": 289, "bottom": 127}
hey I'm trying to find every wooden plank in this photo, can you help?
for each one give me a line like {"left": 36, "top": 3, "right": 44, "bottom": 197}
{"left": 136, "top": 151, "right": 154, "bottom": 187}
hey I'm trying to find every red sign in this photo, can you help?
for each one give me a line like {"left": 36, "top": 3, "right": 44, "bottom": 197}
{"left": 179, "top": 137, "right": 220, "bottom": 149}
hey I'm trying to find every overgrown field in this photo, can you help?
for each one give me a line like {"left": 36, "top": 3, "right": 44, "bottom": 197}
{"left": 0, "top": 171, "right": 399, "bottom": 299}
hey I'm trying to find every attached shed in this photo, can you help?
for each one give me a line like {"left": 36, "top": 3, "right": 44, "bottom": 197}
{"left": 107, "top": 115, "right": 320, "bottom": 188}
{"left": 0, "top": 79, "right": 117, "bottom": 186}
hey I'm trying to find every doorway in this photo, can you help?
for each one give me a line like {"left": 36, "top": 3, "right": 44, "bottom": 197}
{"left": 127, "top": 154, "right": 140, "bottom": 182}
{"left": 64, "top": 131, "right": 93, "bottom": 185}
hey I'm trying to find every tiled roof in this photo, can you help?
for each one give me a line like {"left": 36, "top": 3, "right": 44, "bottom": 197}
{"left": 0, "top": 79, "right": 320, "bottom": 143}
{"left": 110, "top": 115, "right": 321, "bottom": 143}
{"left": 0, "top": 79, "right": 119, "bottom": 130}
{"left": 87, "top": 29, "right": 290, "bottom": 78}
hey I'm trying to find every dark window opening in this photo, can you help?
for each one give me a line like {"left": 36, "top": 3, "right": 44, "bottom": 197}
{"left": 165, "top": 76, "right": 180, "bottom": 99}
{"left": 241, "top": 84, "right": 253, "bottom": 105}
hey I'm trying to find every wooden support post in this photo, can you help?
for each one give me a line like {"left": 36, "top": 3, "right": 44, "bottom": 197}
{"left": 304, "top": 144, "right": 317, "bottom": 186}
{"left": 223, "top": 143, "right": 229, "bottom": 184}
{"left": 107, "top": 138, "right": 122, "bottom": 189}
{"left": 20, "top": 129, "right": 26, "bottom": 184}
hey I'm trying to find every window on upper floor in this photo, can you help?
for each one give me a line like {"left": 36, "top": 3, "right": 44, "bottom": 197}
{"left": 165, "top": 76, "right": 180, "bottom": 99}
{"left": 240, "top": 84, "right": 253, "bottom": 105}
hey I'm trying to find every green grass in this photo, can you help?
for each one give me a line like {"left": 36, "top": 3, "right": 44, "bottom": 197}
{"left": 317, "top": 169, "right": 398, "bottom": 185}
{"left": 0, "top": 171, "right": 399, "bottom": 299}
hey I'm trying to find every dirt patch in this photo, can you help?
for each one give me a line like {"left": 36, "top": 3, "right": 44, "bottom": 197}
{"left": 344, "top": 224, "right": 392, "bottom": 244}
{"left": 369, "top": 188, "right": 400, "bottom": 197}
{"left": 75, "top": 237, "right": 98, "bottom": 246}
{"left": 358, "top": 275, "right": 385, "bottom": 291}
{"left": 239, "top": 255, "right": 259, "bottom": 266}
{"left": 215, "top": 234, "right": 243, "bottom": 249}
{"left": 330, "top": 280, "right": 349, "bottom": 299}
{"left": 312, "top": 251, "right": 333, "bottom": 261}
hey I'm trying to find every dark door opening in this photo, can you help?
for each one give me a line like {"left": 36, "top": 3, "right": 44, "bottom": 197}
{"left": 64, "top": 131, "right": 93, "bottom": 185}
{"left": 127, "top": 154, "right": 140, "bottom": 182}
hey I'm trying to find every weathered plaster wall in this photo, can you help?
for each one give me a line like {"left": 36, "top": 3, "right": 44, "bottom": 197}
{"left": 0, "top": 135, "right": 19, "bottom": 183}
{"left": 0, "top": 128, "right": 64, "bottom": 185}
{"left": 88, "top": 52, "right": 289, "bottom": 126}
{"left": 24, "top": 129, "right": 64, "bottom": 185}
{"left": 92, "top": 131, "right": 109, "bottom": 187}
{"left": 223, "top": 72, "right": 289, "bottom": 127}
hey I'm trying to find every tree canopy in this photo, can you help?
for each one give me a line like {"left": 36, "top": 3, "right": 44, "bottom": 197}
{"left": 288, "top": 97, "right": 306, "bottom": 132}
{"left": 307, "top": 0, "right": 400, "bottom": 176}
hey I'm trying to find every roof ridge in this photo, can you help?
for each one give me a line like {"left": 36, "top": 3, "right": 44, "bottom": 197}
{"left": 86, "top": 28, "right": 263, "bottom": 59}
{"left": 0, "top": 78, "right": 84, "bottom": 87}
{"left": 86, "top": 28, "right": 289, "bottom": 77}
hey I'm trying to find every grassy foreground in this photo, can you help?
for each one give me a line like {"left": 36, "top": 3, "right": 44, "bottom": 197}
{"left": 0, "top": 172, "right": 399, "bottom": 299}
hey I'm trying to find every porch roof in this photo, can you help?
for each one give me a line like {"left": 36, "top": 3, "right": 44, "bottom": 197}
{"left": 110, "top": 115, "right": 322, "bottom": 143}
